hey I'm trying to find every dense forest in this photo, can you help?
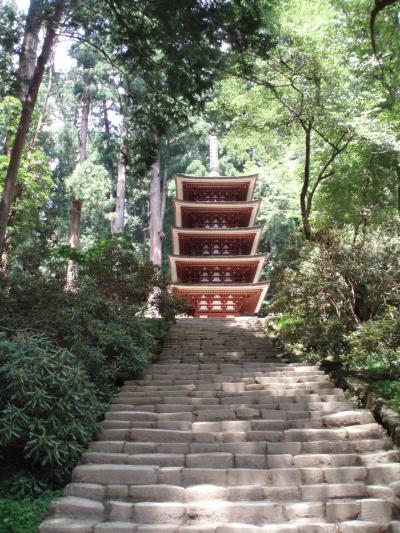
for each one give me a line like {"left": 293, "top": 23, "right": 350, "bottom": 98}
{"left": 0, "top": 0, "right": 399, "bottom": 530}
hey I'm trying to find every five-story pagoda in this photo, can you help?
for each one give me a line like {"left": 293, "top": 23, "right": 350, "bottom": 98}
{"left": 169, "top": 136, "right": 269, "bottom": 317}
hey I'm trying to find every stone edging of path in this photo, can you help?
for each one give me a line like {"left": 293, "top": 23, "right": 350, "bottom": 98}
{"left": 330, "top": 372, "right": 400, "bottom": 448}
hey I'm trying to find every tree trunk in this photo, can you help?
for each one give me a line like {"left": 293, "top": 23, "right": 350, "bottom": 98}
{"left": 16, "top": 0, "right": 44, "bottom": 102}
{"left": 160, "top": 138, "right": 170, "bottom": 225}
{"left": 149, "top": 157, "right": 162, "bottom": 267}
{"left": 0, "top": 0, "right": 64, "bottom": 257}
{"left": 370, "top": 0, "right": 398, "bottom": 58}
{"left": 66, "top": 86, "right": 91, "bottom": 286}
{"left": 111, "top": 122, "right": 127, "bottom": 234}
{"left": 396, "top": 164, "right": 400, "bottom": 216}
{"left": 102, "top": 98, "right": 115, "bottom": 183}
{"left": 140, "top": 174, "right": 147, "bottom": 243}
{"left": 300, "top": 124, "right": 313, "bottom": 241}
{"left": 30, "top": 64, "right": 53, "bottom": 149}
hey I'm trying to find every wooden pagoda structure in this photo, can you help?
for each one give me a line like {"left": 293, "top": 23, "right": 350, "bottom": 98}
{"left": 169, "top": 152, "right": 269, "bottom": 317}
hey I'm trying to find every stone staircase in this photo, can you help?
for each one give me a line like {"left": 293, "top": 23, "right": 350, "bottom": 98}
{"left": 40, "top": 317, "right": 400, "bottom": 532}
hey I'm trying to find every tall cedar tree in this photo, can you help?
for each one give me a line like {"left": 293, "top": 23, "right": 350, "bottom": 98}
{"left": 0, "top": 0, "right": 65, "bottom": 257}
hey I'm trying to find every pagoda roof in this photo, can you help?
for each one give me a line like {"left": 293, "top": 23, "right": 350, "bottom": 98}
{"left": 169, "top": 254, "right": 267, "bottom": 284}
{"left": 173, "top": 199, "right": 260, "bottom": 228}
{"left": 170, "top": 282, "right": 270, "bottom": 315}
{"left": 175, "top": 173, "right": 258, "bottom": 202}
{"left": 171, "top": 226, "right": 263, "bottom": 256}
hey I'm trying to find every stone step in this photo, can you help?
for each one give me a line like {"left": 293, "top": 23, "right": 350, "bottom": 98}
{"left": 40, "top": 518, "right": 98, "bottom": 532}
{"left": 142, "top": 372, "right": 328, "bottom": 382}
{"left": 107, "top": 403, "right": 356, "bottom": 417}
{"left": 102, "top": 417, "right": 381, "bottom": 432}
{"left": 50, "top": 497, "right": 104, "bottom": 520}
{"left": 46, "top": 497, "right": 393, "bottom": 526}
{"left": 101, "top": 419, "right": 325, "bottom": 431}
{"left": 135, "top": 375, "right": 330, "bottom": 384}
{"left": 66, "top": 521, "right": 397, "bottom": 532}
{"left": 104, "top": 410, "right": 326, "bottom": 422}
{"left": 96, "top": 423, "right": 384, "bottom": 443}
{"left": 71, "top": 464, "right": 400, "bottom": 488}
{"left": 88, "top": 439, "right": 391, "bottom": 456}
{"left": 121, "top": 383, "right": 331, "bottom": 395}
{"left": 124, "top": 378, "right": 327, "bottom": 391}
{"left": 40, "top": 317, "right": 399, "bottom": 533}
{"left": 111, "top": 394, "right": 349, "bottom": 407}
{"left": 109, "top": 398, "right": 353, "bottom": 409}
{"left": 81, "top": 450, "right": 399, "bottom": 469}
{"left": 63, "top": 482, "right": 395, "bottom": 505}
{"left": 145, "top": 362, "right": 300, "bottom": 369}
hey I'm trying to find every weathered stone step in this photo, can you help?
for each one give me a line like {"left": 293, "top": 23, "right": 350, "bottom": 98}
{"left": 107, "top": 401, "right": 356, "bottom": 415}
{"left": 104, "top": 409, "right": 326, "bottom": 422}
{"left": 136, "top": 373, "right": 327, "bottom": 382}
{"left": 157, "top": 359, "right": 286, "bottom": 364}
{"left": 124, "top": 376, "right": 327, "bottom": 390}
{"left": 101, "top": 418, "right": 325, "bottom": 431}
{"left": 45, "top": 497, "right": 393, "bottom": 526}
{"left": 88, "top": 439, "right": 391, "bottom": 456}
{"left": 102, "top": 415, "right": 380, "bottom": 432}
{"left": 112, "top": 393, "right": 348, "bottom": 407}
{"left": 143, "top": 370, "right": 327, "bottom": 380}
{"left": 81, "top": 450, "right": 399, "bottom": 469}
{"left": 96, "top": 423, "right": 384, "bottom": 443}
{"left": 119, "top": 383, "right": 335, "bottom": 398}
{"left": 112, "top": 394, "right": 343, "bottom": 408}
{"left": 50, "top": 497, "right": 104, "bottom": 520}
{"left": 40, "top": 518, "right": 98, "bottom": 532}
{"left": 63, "top": 482, "right": 396, "bottom": 506}
{"left": 37, "top": 520, "right": 394, "bottom": 532}
{"left": 71, "top": 464, "right": 400, "bottom": 487}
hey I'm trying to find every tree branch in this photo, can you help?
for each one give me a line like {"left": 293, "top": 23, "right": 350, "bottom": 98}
{"left": 370, "top": 0, "right": 398, "bottom": 59}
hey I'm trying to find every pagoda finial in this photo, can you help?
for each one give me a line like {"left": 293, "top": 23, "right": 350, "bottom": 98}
{"left": 209, "top": 134, "right": 219, "bottom": 176}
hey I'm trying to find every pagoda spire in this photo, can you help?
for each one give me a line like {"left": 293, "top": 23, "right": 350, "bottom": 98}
{"left": 209, "top": 134, "right": 219, "bottom": 176}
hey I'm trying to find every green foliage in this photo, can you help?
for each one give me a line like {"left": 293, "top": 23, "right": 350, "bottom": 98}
{"left": 0, "top": 96, "right": 21, "bottom": 139}
{"left": 344, "top": 307, "right": 400, "bottom": 379}
{"left": 0, "top": 333, "right": 101, "bottom": 485}
{"left": 1, "top": 237, "right": 178, "bottom": 400}
{"left": 66, "top": 159, "right": 110, "bottom": 206}
{"left": 0, "top": 472, "right": 49, "bottom": 499}
{"left": 370, "top": 381, "right": 400, "bottom": 411}
{"left": 0, "top": 3, "right": 21, "bottom": 98}
{"left": 76, "top": 235, "right": 159, "bottom": 306}
{"left": 0, "top": 96, "right": 53, "bottom": 254}
{"left": 0, "top": 490, "right": 61, "bottom": 533}
{"left": 0, "top": 237, "right": 180, "bottom": 490}
{"left": 270, "top": 228, "right": 400, "bottom": 364}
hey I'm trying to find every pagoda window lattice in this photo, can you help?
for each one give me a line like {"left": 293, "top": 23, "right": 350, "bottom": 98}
{"left": 181, "top": 208, "right": 253, "bottom": 229}
{"left": 176, "top": 263, "right": 258, "bottom": 284}
{"left": 181, "top": 237, "right": 253, "bottom": 256}
{"left": 183, "top": 183, "right": 248, "bottom": 202}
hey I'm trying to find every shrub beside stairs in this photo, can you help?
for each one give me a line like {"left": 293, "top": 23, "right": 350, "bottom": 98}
{"left": 40, "top": 317, "right": 400, "bottom": 532}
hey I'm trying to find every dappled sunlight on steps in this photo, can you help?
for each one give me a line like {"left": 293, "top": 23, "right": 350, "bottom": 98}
{"left": 40, "top": 318, "right": 400, "bottom": 532}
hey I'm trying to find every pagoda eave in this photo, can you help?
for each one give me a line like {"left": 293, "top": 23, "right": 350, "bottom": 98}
{"left": 173, "top": 199, "right": 260, "bottom": 228}
{"left": 171, "top": 282, "right": 270, "bottom": 316}
{"left": 175, "top": 173, "right": 258, "bottom": 202}
{"left": 169, "top": 254, "right": 268, "bottom": 284}
{"left": 171, "top": 226, "right": 264, "bottom": 256}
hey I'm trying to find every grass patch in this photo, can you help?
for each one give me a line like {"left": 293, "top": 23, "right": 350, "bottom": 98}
{"left": 0, "top": 491, "right": 61, "bottom": 533}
